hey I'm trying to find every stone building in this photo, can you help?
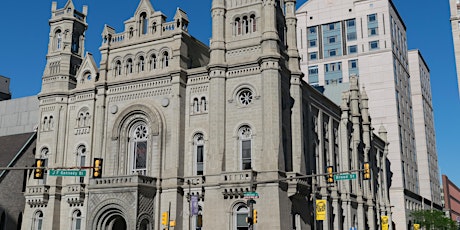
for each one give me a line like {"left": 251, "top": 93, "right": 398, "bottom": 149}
{"left": 22, "top": 0, "right": 391, "bottom": 229}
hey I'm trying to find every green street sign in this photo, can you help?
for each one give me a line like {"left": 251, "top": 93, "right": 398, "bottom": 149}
{"left": 334, "top": 173, "right": 357, "bottom": 181}
{"left": 243, "top": 192, "right": 260, "bottom": 199}
{"left": 49, "top": 170, "right": 86, "bottom": 177}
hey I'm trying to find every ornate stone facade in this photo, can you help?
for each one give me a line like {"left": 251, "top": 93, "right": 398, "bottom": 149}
{"left": 22, "top": 0, "right": 392, "bottom": 229}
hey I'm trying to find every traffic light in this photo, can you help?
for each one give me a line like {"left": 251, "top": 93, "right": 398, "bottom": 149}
{"left": 161, "top": 212, "right": 168, "bottom": 226}
{"left": 93, "top": 158, "right": 103, "bottom": 178}
{"left": 169, "top": 220, "right": 176, "bottom": 227}
{"left": 197, "top": 214, "right": 203, "bottom": 227}
{"left": 253, "top": 209, "right": 258, "bottom": 224}
{"left": 326, "top": 166, "right": 334, "bottom": 184}
{"left": 363, "top": 162, "right": 370, "bottom": 180}
{"left": 34, "top": 159, "right": 45, "bottom": 179}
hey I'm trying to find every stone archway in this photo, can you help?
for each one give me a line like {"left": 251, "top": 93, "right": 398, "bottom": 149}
{"left": 94, "top": 207, "right": 129, "bottom": 230}
{"left": 106, "top": 214, "right": 127, "bottom": 230}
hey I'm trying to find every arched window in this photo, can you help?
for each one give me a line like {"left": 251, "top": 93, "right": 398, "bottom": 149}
{"left": 140, "top": 12, "right": 148, "bottom": 35}
{"left": 55, "top": 30, "right": 62, "bottom": 50}
{"left": 239, "top": 126, "right": 252, "bottom": 170}
{"left": 129, "top": 122, "right": 148, "bottom": 175}
{"left": 193, "top": 98, "right": 200, "bottom": 113}
{"left": 250, "top": 15, "right": 256, "bottom": 32}
{"left": 138, "top": 56, "right": 145, "bottom": 72}
{"left": 150, "top": 54, "right": 157, "bottom": 70}
{"left": 235, "top": 18, "right": 241, "bottom": 35}
{"left": 77, "top": 145, "right": 86, "bottom": 183}
{"left": 162, "top": 52, "right": 169, "bottom": 68}
{"left": 126, "top": 59, "right": 133, "bottom": 74}
{"left": 152, "top": 22, "right": 157, "bottom": 33}
{"left": 32, "top": 211, "right": 43, "bottom": 230}
{"left": 115, "top": 61, "right": 122, "bottom": 76}
{"left": 234, "top": 204, "right": 249, "bottom": 230}
{"left": 201, "top": 97, "right": 207, "bottom": 112}
{"left": 243, "top": 16, "right": 249, "bottom": 34}
{"left": 39, "top": 148, "right": 49, "bottom": 185}
{"left": 129, "top": 27, "right": 134, "bottom": 38}
{"left": 71, "top": 210, "right": 82, "bottom": 230}
{"left": 194, "top": 133, "right": 205, "bottom": 175}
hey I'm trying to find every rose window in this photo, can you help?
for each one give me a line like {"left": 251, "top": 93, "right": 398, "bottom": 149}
{"left": 238, "top": 89, "right": 253, "bottom": 106}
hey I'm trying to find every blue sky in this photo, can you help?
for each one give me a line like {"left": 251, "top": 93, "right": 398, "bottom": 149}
{"left": 0, "top": 0, "right": 459, "bottom": 185}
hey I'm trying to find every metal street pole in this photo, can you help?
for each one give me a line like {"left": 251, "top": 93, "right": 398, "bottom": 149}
{"left": 188, "top": 180, "right": 192, "bottom": 230}
{"left": 249, "top": 169, "right": 254, "bottom": 230}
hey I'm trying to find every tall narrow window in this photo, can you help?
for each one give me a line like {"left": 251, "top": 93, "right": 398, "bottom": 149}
{"left": 55, "top": 30, "right": 62, "bottom": 50}
{"left": 32, "top": 211, "right": 43, "bottom": 230}
{"left": 235, "top": 18, "right": 241, "bottom": 35}
{"left": 243, "top": 16, "right": 249, "bottom": 34}
{"left": 250, "top": 15, "right": 256, "bottom": 32}
{"left": 115, "top": 61, "right": 122, "bottom": 76}
{"left": 39, "top": 148, "right": 49, "bottom": 185}
{"left": 239, "top": 126, "right": 252, "bottom": 170}
{"left": 126, "top": 59, "right": 133, "bottom": 74}
{"left": 150, "top": 54, "right": 157, "bottom": 70}
{"left": 71, "top": 210, "right": 82, "bottom": 230}
{"left": 138, "top": 56, "right": 145, "bottom": 72}
{"left": 140, "top": 13, "right": 148, "bottom": 35}
{"left": 163, "top": 52, "right": 169, "bottom": 68}
{"left": 194, "top": 134, "right": 205, "bottom": 175}
{"left": 234, "top": 204, "right": 249, "bottom": 230}
{"left": 77, "top": 145, "right": 86, "bottom": 183}
{"left": 130, "top": 123, "right": 148, "bottom": 175}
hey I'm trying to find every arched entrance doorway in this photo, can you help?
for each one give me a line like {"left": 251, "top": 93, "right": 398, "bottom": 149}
{"left": 106, "top": 214, "right": 126, "bottom": 230}
{"left": 95, "top": 207, "right": 128, "bottom": 230}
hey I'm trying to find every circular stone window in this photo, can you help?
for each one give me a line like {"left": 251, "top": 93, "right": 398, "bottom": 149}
{"left": 237, "top": 88, "right": 253, "bottom": 106}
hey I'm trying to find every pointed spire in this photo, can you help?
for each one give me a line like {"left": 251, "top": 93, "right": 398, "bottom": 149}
{"left": 64, "top": 0, "right": 75, "bottom": 11}
{"left": 135, "top": 0, "right": 155, "bottom": 15}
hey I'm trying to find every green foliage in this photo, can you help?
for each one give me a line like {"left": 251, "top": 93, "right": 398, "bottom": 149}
{"left": 410, "top": 210, "right": 457, "bottom": 230}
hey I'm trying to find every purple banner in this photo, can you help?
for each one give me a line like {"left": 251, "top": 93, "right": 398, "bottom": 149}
{"left": 191, "top": 195, "right": 199, "bottom": 216}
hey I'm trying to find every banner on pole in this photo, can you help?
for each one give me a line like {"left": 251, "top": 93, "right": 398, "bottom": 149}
{"left": 191, "top": 195, "right": 199, "bottom": 216}
{"left": 316, "top": 199, "right": 326, "bottom": 221}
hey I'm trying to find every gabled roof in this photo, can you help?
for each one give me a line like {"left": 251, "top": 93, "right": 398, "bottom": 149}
{"left": 0, "top": 132, "right": 36, "bottom": 167}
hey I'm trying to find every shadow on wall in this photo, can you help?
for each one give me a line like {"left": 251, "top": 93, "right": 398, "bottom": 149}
{"left": 0, "top": 205, "right": 23, "bottom": 230}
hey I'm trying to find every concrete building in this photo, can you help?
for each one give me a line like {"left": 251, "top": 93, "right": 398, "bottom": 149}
{"left": 449, "top": 0, "right": 460, "bottom": 96}
{"left": 408, "top": 50, "right": 442, "bottom": 206}
{"left": 21, "top": 0, "right": 392, "bottom": 229}
{"left": 296, "top": 0, "right": 442, "bottom": 229}
{"left": 442, "top": 175, "right": 460, "bottom": 224}
{"left": 0, "top": 80, "right": 38, "bottom": 230}
{"left": 0, "top": 75, "right": 11, "bottom": 101}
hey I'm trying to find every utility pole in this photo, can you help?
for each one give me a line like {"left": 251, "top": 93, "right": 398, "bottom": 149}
{"left": 248, "top": 169, "right": 255, "bottom": 230}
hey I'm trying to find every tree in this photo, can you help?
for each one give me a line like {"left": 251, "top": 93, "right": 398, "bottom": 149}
{"left": 410, "top": 209, "right": 457, "bottom": 230}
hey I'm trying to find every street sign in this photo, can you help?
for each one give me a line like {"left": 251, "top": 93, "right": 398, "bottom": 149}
{"left": 49, "top": 169, "right": 86, "bottom": 177}
{"left": 334, "top": 173, "right": 357, "bottom": 181}
{"left": 243, "top": 192, "right": 259, "bottom": 199}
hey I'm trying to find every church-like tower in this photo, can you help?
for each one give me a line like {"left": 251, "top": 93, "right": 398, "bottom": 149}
{"left": 41, "top": 0, "right": 87, "bottom": 93}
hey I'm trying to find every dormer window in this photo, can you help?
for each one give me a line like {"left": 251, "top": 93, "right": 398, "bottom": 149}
{"left": 140, "top": 12, "right": 148, "bottom": 35}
